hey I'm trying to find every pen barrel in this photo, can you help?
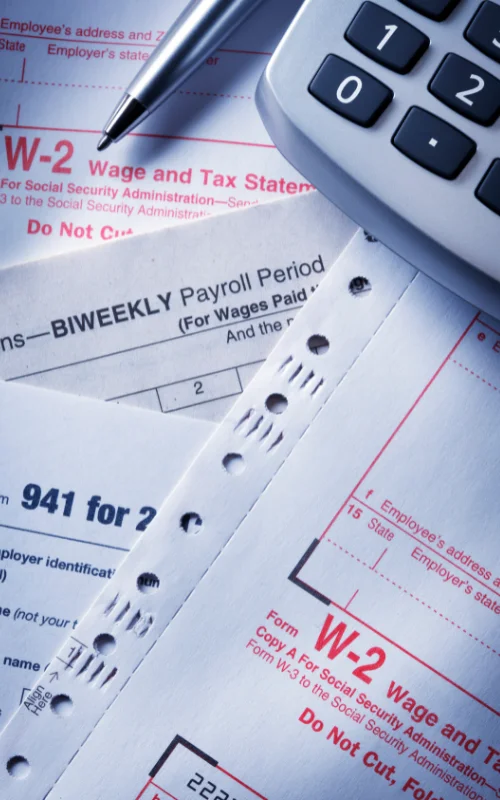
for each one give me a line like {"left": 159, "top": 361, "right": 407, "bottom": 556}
{"left": 127, "top": 0, "right": 265, "bottom": 109}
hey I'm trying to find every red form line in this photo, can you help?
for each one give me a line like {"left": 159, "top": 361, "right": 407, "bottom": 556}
{"left": 353, "top": 495, "right": 500, "bottom": 598}
{"left": 2, "top": 78, "right": 126, "bottom": 90}
{"left": 4, "top": 78, "right": 253, "bottom": 98}
{"left": 371, "top": 548, "right": 387, "bottom": 570}
{"left": 135, "top": 779, "right": 153, "bottom": 800}
{"left": 178, "top": 89, "right": 252, "bottom": 100}
{"left": 452, "top": 360, "right": 500, "bottom": 393}
{"left": 1, "top": 122, "right": 275, "bottom": 149}
{"left": 345, "top": 589, "right": 359, "bottom": 610}
{"left": 477, "top": 318, "right": 500, "bottom": 337}
{"left": 0, "top": 31, "right": 271, "bottom": 56}
{"left": 216, "top": 766, "right": 268, "bottom": 800}
{"left": 1, "top": 31, "right": 157, "bottom": 46}
{"left": 150, "top": 780, "right": 181, "bottom": 800}
{"left": 326, "top": 537, "right": 499, "bottom": 655}
{"left": 326, "top": 593, "right": 499, "bottom": 717}
{"left": 319, "top": 311, "right": 480, "bottom": 542}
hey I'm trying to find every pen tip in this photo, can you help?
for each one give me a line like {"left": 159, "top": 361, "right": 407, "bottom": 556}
{"left": 97, "top": 134, "right": 112, "bottom": 152}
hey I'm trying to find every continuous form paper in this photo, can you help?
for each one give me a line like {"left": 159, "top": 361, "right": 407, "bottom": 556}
{"left": 0, "top": 0, "right": 306, "bottom": 268}
{"left": 0, "top": 192, "right": 356, "bottom": 422}
{"left": 0, "top": 233, "right": 422, "bottom": 797}
{"left": 0, "top": 380, "right": 213, "bottom": 734}
{"left": 4, "top": 233, "right": 500, "bottom": 800}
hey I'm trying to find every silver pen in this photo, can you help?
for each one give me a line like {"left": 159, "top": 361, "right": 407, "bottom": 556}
{"left": 97, "top": 0, "right": 266, "bottom": 151}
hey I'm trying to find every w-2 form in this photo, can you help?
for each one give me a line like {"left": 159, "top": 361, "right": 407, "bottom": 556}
{"left": 0, "top": 0, "right": 306, "bottom": 268}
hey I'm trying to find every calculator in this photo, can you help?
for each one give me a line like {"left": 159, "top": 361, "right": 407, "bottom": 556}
{"left": 257, "top": 0, "right": 500, "bottom": 315}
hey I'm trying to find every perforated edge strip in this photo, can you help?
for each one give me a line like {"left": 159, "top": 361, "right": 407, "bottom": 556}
{"left": 0, "top": 234, "right": 416, "bottom": 798}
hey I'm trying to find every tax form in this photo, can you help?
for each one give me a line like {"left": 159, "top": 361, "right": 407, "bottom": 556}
{"left": 3, "top": 234, "right": 500, "bottom": 800}
{"left": 0, "top": 0, "right": 306, "bottom": 268}
{"left": 0, "top": 379, "right": 212, "bottom": 733}
{"left": 0, "top": 193, "right": 356, "bottom": 421}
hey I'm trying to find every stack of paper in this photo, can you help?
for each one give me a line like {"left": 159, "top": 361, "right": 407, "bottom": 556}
{"left": 2, "top": 230, "right": 499, "bottom": 800}
{"left": 1, "top": 3, "right": 499, "bottom": 799}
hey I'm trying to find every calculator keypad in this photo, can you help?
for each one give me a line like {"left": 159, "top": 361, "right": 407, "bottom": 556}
{"left": 309, "top": 0, "right": 499, "bottom": 191}
{"left": 392, "top": 107, "right": 476, "bottom": 178}
{"left": 465, "top": 2, "right": 500, "bottom": 64}
{"left": 263, "top": 0, "right": 500, "bottom": 297}
{"left": 397, "top": 0, "right": 460, "bottom": 21}
{"left": 345, "top": 2, "right": 429, "bottom": 73}
{"left": 429, "top": 54, "right": 500, "bottom": 125}
{"left": 476, "top": 160, "right": 500, "bottom": 215}
{"left": 309, "top": 55, "right": 393, "bottom": 126}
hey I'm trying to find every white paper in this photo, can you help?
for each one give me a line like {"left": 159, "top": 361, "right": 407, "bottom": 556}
{"left": 0, "top": 0, "right": 307, "bottom": 268}
{"left": 5, "top": 235, "right": 500, "bottom": 799}
{"left": 0, "top": 192, "right": 356, "bottom": 421}
{"left": 0, "top": 233, "right": 422, "bottom": 797}
{"left": 0, "top": 379, "right": 213, "bottom": 733}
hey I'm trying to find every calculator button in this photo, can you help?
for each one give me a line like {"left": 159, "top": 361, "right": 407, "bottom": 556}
{"left": 465, "top": 2, "right": 500, "bottom": 64}
{"left": 345, "top": 2, "right": 429, "bottom": 74}
{"left": 309, "top": 55, "right": 393, "bottom": 126}
{"left": 392, "top": 107, "right": 476, "bottom": 179}
{"left": 398, "top": 0, "right": 460, "bottom": 21}
{"left": 429, "top": 54, "right": 500, "bottom": 126}
{"left": 476, "top": 160, "right": 500, "bottom": 215}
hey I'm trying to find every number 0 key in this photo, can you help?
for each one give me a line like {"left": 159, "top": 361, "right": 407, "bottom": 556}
{"left": 309, "top": 55, "right": 393, "bottom": 127}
